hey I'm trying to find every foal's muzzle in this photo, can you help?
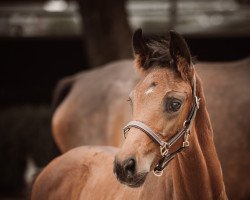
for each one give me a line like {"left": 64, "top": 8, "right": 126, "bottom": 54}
{"left": 113, "top": 157, "right": 147, "bottom": 188}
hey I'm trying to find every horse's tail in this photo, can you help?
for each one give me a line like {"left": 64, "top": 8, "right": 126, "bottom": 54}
{"left": 51, "top": 76, "right": 75, "bottom": 113}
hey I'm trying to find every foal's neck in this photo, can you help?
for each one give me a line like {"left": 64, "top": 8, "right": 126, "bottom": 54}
{"left": 171, "top": 81, "right": 227, "bottom": 200}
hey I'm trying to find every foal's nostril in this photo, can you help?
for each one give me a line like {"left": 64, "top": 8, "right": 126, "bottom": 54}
{"left": 124, "top": 158, "right": 136, "bottom": 176}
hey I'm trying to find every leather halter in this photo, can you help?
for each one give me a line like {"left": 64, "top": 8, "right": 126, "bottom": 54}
{"left": 123, "top": 74, "right": 200, "bottom": 176}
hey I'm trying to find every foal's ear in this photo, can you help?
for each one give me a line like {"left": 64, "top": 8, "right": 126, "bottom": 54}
{"left": 169, "top": 31, "right": 193, "bottom": 80}
{"left": 132, "top": 29, "right": 149, "bottom": 74}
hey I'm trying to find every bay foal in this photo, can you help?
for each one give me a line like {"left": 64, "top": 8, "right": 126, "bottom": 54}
{"left": 32, "top": 30, "right": 227, "bottom": 199}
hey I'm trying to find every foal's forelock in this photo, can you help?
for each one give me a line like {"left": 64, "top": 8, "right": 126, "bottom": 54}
{"left": 144, "top": 40, "right": 171, "bottom": 68}
{"left": 134, "top": 38, "right": 171, "bottom": 70}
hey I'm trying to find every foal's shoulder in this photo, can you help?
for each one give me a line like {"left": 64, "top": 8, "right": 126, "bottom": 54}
{"left": 36, "top": 145, "right": 118, "bottom": 178}
{"left": 31, "top": 146, "right": 118, "bottom": 200}
{"left": 61, "top": 145, "right": 118, "bottom": 161}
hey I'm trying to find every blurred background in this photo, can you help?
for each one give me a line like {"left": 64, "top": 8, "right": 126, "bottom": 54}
{"left": 0, "top": 0, "right": 249, "bottom": 199}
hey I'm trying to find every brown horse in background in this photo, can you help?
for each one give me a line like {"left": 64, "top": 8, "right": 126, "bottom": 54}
{"left": 32, "top": 30, "right": 227, "bottom": 200}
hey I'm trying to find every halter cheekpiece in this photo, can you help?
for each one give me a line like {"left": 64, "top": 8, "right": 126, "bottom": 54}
{"left": 123, "top": 72, "right": 200, "bottom": 176}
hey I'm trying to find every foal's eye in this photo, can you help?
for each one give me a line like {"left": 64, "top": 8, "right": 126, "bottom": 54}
{"left": 166, "top": 98, "right": 182, "bottom": 113}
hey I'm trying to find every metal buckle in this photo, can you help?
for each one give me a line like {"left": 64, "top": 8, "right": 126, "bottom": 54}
{"left": 183, "top": 140, "right": 189, "bottom": 147}
{"left": 160, "top": 143, "right": 169, "bottom": 156}
{"left": 195, "top": 96, "right": 200, "bottom": 109}
{"left": 153, "top": 169, "right": 163, "bottom": 176}
{"left": 123, "top": 127, "right": 130, "bottom": 139}
{"left": 182, "top": 133, "right": 190, "bottom": 147}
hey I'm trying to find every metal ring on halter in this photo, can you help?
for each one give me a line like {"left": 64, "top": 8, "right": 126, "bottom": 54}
{"left": 123, "top": 127, "right": 130, "bottom": 139}
{"left": 153, "top": 169, "right": 163, "bottom": 176}
{"left": 183, "top": 140, "right": 189, "bottom": 147}
{"left": 183, "top": 120, "right": 190, "bottom": 128}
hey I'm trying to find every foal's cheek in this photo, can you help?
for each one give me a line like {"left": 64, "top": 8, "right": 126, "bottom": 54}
{"left": 135, "top": 141, "right": 159, "bottom": 172}
{"left": 138, "top": 152, "right": 156, "bottom": 172}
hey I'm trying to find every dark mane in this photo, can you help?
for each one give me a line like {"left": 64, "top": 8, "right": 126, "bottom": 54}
{"left": 142, "top": 36, "right": 196, "bottom": 70}
{"left": 143, "top": 36, "right": 172, "bottom": 70}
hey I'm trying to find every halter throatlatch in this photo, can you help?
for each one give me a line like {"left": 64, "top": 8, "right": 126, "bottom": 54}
{"left": 123, "top": 74, "right": 200, "bottom": 176}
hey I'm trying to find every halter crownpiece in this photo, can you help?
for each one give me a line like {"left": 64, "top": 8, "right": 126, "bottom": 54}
{"left": 123, "top": 74, "right": 200, "bottom": 177}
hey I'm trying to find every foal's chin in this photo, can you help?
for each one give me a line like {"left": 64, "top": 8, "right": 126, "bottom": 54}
{"left": 116, "top": 172, "right": 148, "bottom": 188}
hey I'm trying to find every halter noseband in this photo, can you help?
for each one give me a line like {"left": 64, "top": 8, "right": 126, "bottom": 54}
{"left": 123, "top": 74, "right": 200, "bottom": 176}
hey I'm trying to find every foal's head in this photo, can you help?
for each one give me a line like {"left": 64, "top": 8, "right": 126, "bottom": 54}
{"left": 113, "top": 29, "right": 196, "bottom": 187}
